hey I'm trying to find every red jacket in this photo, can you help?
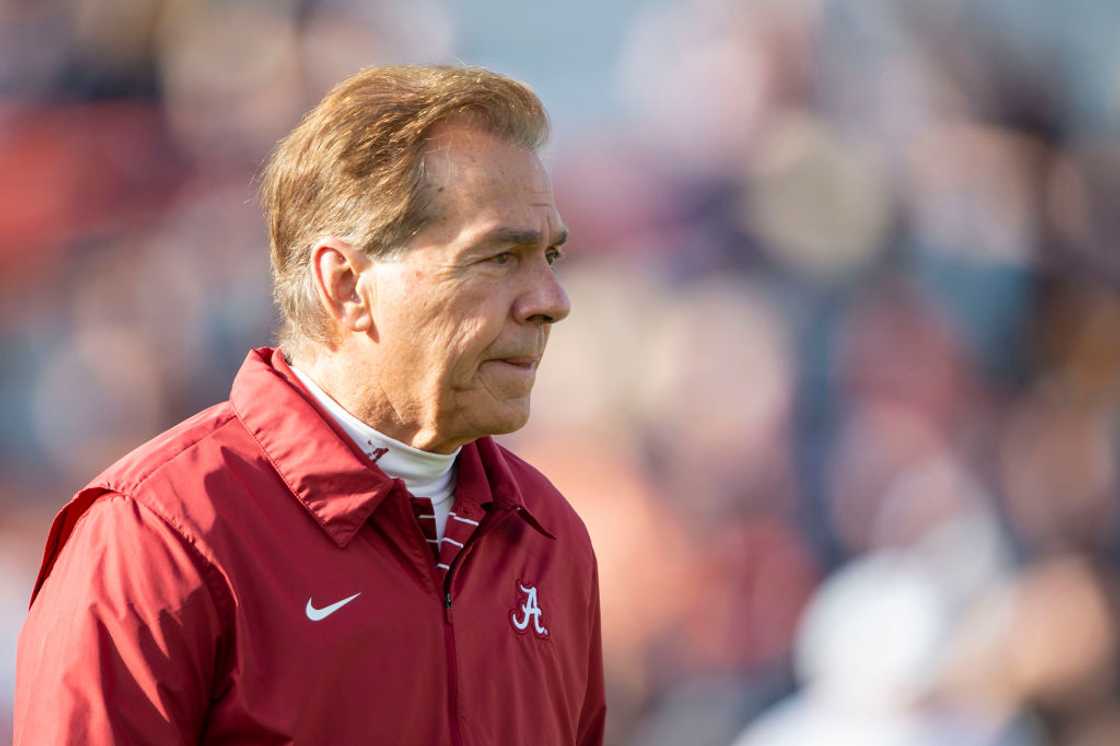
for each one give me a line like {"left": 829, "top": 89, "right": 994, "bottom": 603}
{"left": 15, "top": 348, "right": 605, "bottom": 745}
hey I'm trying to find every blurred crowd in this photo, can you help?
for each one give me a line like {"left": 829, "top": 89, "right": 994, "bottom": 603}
{"left": 4, "top": 1, "right": 1120, "bottom": 745}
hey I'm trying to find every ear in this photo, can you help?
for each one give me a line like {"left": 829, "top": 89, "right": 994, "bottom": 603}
{"left": 309, "top": 238, "right": 375, "bottom": 337}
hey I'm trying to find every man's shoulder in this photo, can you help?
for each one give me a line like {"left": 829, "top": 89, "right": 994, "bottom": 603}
{"left": 29, "top": 401, "right": 250, "bottom": 606}
{"left": 90, "top": 400, "right": 243, "bottom": 495}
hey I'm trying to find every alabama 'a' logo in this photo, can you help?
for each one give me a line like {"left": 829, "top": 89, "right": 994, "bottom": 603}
{"left": 510, "top": 581, "right": 550, "bottom": 639}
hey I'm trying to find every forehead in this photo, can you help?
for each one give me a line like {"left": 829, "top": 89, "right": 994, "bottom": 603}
{"left": 421, "top": 124, "right": 558, "bottom": 224}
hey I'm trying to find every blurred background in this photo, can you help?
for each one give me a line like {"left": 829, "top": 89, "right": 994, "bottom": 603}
{"left": 4, "top": 0, "right": 1120, "bottom": 744}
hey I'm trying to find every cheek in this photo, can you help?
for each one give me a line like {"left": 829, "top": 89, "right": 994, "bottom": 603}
{"left": 380, "top": 270, "right": 508, "bottom": 378}
{"left": 442, "top": 293, "right": 505, "bottom": 352}
{"left": 447, "top": 317, "right": 493, "bottom": 374}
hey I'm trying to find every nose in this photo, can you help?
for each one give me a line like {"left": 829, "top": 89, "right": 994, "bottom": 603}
{"left": 515, "top": 258, "right": 571, "bottom": 326}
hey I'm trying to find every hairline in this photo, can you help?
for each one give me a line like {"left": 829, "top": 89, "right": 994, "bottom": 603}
{"left": 391, "top": 118, "right": 549, "bottom": 257}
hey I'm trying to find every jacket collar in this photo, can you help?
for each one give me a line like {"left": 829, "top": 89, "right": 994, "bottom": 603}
{"left": 229, "top": 347, "right": 552, "bottom": 546}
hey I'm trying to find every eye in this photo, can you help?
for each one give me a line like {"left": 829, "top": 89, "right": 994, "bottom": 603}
{"left": 546, "top": 248, "right": 564, "bottom": 266}
{"left": 490, "top": 251, "right": 515, "bottom": 265}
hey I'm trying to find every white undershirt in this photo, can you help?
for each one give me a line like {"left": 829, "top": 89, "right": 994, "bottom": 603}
{"left": 291, "top": 366, "right": 459, "bottom": 541}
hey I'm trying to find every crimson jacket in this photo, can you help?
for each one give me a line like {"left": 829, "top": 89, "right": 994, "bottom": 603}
{"left": 15, "top": 347, "right": 605, "bottom": 745}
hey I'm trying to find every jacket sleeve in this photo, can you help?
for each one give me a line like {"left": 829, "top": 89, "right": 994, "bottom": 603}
{"left": 14, "top": 493, "right": 227, "bottom": 745}
{"left": 576, "top": 553, "right": 607, "bottom": 746}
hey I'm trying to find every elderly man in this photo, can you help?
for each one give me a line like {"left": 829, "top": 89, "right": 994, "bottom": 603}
{"left": 15, "top": 66, "right": 605, "bottom": 745}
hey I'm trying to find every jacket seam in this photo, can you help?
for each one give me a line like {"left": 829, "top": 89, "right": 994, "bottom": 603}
{"left": 74, "top": 491, "right": 235, "bottom": 625}
{"left": 96, "top": 490, "right": 239, "bottom": 706}
{"left": 90, "top": 414, "right": 242, "bottom": 619}
{"left": 96, "top": 414, "right": 243, "bottom": 618}
{"left": 106, "top": 409, "right": 238, "bottom": 496}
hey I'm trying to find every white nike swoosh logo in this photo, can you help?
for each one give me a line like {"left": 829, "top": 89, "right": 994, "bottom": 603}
{"left": 305, "top": 592, "right": 361, "bottom": 621}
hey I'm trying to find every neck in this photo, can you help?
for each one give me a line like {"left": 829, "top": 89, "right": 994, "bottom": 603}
{"left": 289, "top": 362, "right": 459, "bottom": 506}
{"left": 290, "top": 350, "right": 463, "bottom": 454}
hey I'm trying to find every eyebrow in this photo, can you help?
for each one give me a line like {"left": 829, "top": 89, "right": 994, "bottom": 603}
{"left": 473, "top": 226, "right": 569, "bottom": 251}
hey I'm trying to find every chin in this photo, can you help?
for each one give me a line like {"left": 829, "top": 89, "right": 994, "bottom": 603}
{"left": 475, "top": 402, "right": 531, "bottom": 438}
{"left": 489, "top": 412, "right": 531, "bottom": 436}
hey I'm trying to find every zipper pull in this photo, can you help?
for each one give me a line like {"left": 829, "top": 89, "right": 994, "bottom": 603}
{"left": 444, "top": 591, "right": 453, "bottom": 623}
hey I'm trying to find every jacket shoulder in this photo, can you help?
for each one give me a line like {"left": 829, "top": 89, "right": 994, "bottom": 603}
{"left": 92, "top": 401, "right": 238, "bottom": 495}
{"left": 28, "top": 402, "right": 242, "bottom": 606}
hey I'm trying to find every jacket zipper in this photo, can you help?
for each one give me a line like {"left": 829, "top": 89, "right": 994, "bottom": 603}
{"left": 439, "top": 507, "right": 516, "bottom": 746}
{"left": 443, "top": 589, "right": 463, "bottom": 746}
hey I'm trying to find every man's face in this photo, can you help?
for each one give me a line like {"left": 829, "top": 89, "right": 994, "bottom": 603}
{"left": 361, "top": 124, "right": 571, "bottom": 452}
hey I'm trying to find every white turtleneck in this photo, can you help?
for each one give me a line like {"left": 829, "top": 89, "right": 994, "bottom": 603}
{"left": 290, "top": 365, "right": 460, "bottom": 541}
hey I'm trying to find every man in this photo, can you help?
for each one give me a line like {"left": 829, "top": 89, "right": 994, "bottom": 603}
{"left": 15, "top": 65, "right": 605, "bottom": 745}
